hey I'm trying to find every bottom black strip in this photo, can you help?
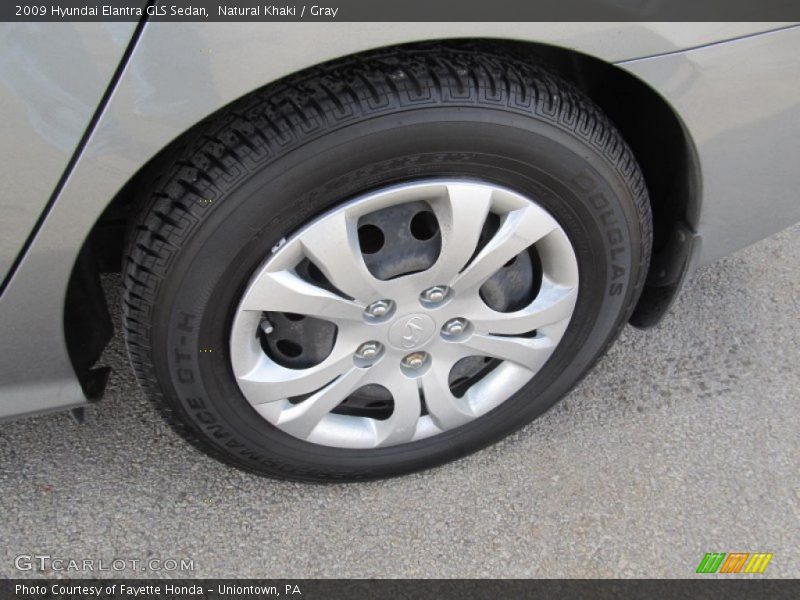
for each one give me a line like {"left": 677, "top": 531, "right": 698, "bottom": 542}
{"left": 3, "top": 579, "right": 800, "bottom": 600}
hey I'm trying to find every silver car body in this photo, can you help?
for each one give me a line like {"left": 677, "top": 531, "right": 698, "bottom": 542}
{"left": 1, "top": 21, "right": 799, "bottom": 418}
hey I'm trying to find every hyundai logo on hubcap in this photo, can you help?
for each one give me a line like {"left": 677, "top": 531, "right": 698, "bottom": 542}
{"left": 388, "top": 314, "right": 436, "bottom": 350}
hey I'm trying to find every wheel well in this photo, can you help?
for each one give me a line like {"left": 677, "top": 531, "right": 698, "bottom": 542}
{"left": 67, "top": 39, "right": 699, "bottom": 391}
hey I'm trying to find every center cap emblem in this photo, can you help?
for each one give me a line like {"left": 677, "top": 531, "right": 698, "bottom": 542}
{"left": 388, "top": 313, "right": 436, "bottom": 350}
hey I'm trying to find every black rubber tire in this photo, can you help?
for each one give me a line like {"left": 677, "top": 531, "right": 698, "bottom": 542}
{"left": 122, "top": 43, "right": 651, "bottom": 482}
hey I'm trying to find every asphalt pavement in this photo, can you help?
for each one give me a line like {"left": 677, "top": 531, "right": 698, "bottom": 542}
{"left": 1, "top": 224, "right": 798, "bottom": 579}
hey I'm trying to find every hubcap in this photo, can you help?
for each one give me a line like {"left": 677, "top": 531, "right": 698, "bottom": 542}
{"left": 230, "top": 180, "right": 579, "bottom": 449}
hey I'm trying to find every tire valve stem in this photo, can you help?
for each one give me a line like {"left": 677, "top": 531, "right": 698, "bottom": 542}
{"left": 271, "top": 238, "right": 287, "bottom": 254}
{"left": 260, "top": 319, "right": 274, "bottom": 335}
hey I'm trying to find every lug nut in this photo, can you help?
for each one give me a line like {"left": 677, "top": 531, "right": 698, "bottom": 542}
{"left": 402, "top": 351, "right": 428, "bottom": 370}
{"left": 442, "top": 318, "right": 468, "bottom": 337}
{"left": 355, "top": 341, "right": 382, "bottom": 360}
{"left": 421, "top": 285, "right": 449, "bottom": 305}
{"left": 365, "top": 299, "right": 393, "bottom": 319}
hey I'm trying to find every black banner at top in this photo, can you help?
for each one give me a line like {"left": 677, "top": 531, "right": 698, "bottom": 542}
{"left": 3, "top": 0, "right": 800, "bottom": 22}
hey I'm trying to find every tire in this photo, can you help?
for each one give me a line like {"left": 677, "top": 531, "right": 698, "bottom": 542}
{"left": 122, "top": 43, "right": 651, "bottom": 482}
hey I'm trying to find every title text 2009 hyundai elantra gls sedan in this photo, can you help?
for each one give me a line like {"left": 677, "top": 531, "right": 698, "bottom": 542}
{"left": 1, "top": 21, "right": 798, "bottom": 480}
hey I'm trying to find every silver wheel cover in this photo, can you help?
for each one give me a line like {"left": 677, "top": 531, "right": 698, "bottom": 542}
{"left": 230, "top": 180, "right": 579, "bottom": 449}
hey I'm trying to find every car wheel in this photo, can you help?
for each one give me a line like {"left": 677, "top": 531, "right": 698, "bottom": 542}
{"left": 122, "top": 44, "right": 651, "bottom": 481}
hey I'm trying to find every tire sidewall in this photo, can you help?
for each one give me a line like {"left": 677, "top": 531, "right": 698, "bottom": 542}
{"left": 151, "top": 107, "right": 642, "bottom": 480}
